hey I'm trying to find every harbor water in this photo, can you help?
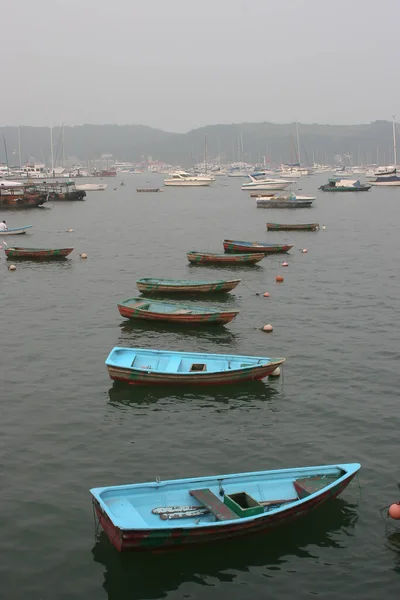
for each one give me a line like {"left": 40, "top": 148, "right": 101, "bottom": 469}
{"left": 1, "top": 174, "right": 399, "bottom": 599}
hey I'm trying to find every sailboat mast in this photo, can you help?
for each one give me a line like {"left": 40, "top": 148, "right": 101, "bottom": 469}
{"left": 18, "top": 126, "right": 22, "bottom": 167}
{"left": 393, "top": 116, "right": 397, "bottom": 167}
{"left": 62, "top": 124, "right": 65, "bottom": 167}
{"left": 50, "top": 124, "right": 54, "bottom": 176}
{"left": 296, "top": 122, "right": 301, "bottom": 166}
{"left": 204, "top": 133, "right": 208, "bottom": 174}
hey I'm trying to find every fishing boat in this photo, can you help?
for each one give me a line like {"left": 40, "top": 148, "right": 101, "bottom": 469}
{"left": 266, "top": 223, "right": 319, "bottom": 231}
{"left": 223, "top": 240, "right": 293, "bottom": 254}
{"left": 256, "top": 194, "right": 315, "bottom": 208}
{"left": 0, "top": 185, "right": 47, "bottom": 208}
{"left": 319, "top": 178, "right": 371, "bottom": 192}
{"left": 106, "top": 347, "right": 285, "bottom": 386}
{"left": 90, "top": 462, "right": 361, "bottom": 552}
{"left": 136, "top": 277, "right": 241, "bottom": 294}
{"left": 117, "top": 297, "right": 239, "bottom": 325}
{"left": 0, "top": 225, "right": 32, "bottom": 235}
{"left": 35, "top": 182, "right": 86, "bottom": 200}
{"left": 4, "top": 247, "right": 73, "bottom": 260}
{"left": 187, "top": 251, "right": 265, "bottom": 265}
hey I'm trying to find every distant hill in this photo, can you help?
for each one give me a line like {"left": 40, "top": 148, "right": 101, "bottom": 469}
{"left": 0, "top": 121, "right": 396, "bottom": 167}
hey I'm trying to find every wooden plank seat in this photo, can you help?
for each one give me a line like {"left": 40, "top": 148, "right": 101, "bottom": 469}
{"left": 294, "top": 475, "right": 338, "bottom": 499}
{"left": 164, "top": 356, "right": 182, "bottom": 373}
{"left": 189, "top": 488, "right": 240, "bottom": 521}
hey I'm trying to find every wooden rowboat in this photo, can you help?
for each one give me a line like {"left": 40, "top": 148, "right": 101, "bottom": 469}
{"left": 0, "top": 225, "right": 32, "bottom": 235}
{"left": 117, "top": 297, "right": 239, "bottom": 324}
{"left": 266, "top": 223, "right": 319, "bottom": 231}
{"left": 136, "top": 277, "right": 241, "bottom": 294}
{"left": 4, "top": 247, "right": 73, "bottom": 260}
{"left": 187, "top": 251, "right": 265, "bottom": 265}
{"left": 90, "top": 462, "right": 361, "bottom": 552}
{"left": 136, "top": 188, "right": 162, "bottom": 192}
{"left": 223, "top": 240, "right": 293, "bottom": 254}
{"left": 106, "top": 347, "right": 285, "bottom": 386}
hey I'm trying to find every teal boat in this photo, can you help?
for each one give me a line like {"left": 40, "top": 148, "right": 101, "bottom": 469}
{"left": 136, "top": 278, "right": 241, "bottom": 294}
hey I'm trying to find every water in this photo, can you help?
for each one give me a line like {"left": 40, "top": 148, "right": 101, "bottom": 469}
{"left": 1, "top": 175, "right": 399, "bottom": 599}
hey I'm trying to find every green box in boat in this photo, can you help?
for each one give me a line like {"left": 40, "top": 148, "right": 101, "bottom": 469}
{"left": 224, "top": 492, "right": 264, "bottom": 518}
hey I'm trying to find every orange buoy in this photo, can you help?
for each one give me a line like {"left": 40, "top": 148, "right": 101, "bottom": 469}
{"left": 388, "top": 502, "right": 400, "bottom": 519}
{"left": 262, "top": 324, "right": 273, "bottom": 332}
{"left": 282, "top": 261, "right": 289, "bottom": 267}
{"left": 276, "top": 275, "right": 284, "bottom": 282}
{"left": 263, "top": 292, "right": 270, "bottom": 297}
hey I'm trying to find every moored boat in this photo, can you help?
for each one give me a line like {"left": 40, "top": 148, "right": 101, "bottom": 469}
{"left": 117, "top": 297, "right": 239, "bottom": 325}
{"left": 223, "top": 240, "right": 293, "bottom": 254}
{"left": 136, "top": 188, "right": 162, "bottom": 192}
{"left": 187, "top": 251, "right": 265, "bottom": 265}
{"left": 319, "top": 178, "right": 371, "bottom": 192}
{"left": 367, "top": 174, "right": 400, "bottom": 186}
{"left": 136, "top": 277, "right": 241, "bottom": 294}
{"left": 0, "top": 225, "right": 32, "bottom": 235}
{"left": 0, "top": 185, "right": 47, "bottom": 209}
{"left": 75, "top": 183, "right": 107, "bottom": 191}
{"left": 4, "top": 247, "right": 73, "bottom": 260}
{"left": 90, "top": 462, "right": 360, "bottom": 552}
{"left": 256, "top": 195, "right": 315, "bottom": 208}
{"left": 106, "top": 347, "right": 285, "bottom": 386}
{"left": 164, "top": 172, "right": 213, "bottom": 187}
{"left": 266, "top": 223, "right": 319, "bottom": 231}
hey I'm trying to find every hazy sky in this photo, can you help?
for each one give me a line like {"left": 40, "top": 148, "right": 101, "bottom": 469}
{"left": 2, "top": 0, "right": 400, "bottom": 132}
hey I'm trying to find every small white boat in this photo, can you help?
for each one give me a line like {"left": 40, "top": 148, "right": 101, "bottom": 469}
{"left": 164, "top": 171, "right": 212, "bottom": 187}
{"left": 0, "top": 225, "right": 32, "bottom": 235}
{"left": 242, "top": 172, "right": 293, "bottom": 191}
{"left": 75, "top": 183, "right": 108, "bottom": 191}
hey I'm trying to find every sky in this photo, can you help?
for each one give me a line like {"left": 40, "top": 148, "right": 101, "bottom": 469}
{"left": 2, "top": 0, "right": 400, "bottom": 132}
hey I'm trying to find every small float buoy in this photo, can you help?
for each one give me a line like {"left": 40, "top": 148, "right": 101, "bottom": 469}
{"left": 302, "top": 248, "right": 308, "bottom": 253}
{"left": 322, "top": 225, "right": 326, "bottom": 230}
{"left": 80, "top": 253, "right": 88, "bottom": 259}
{"left": 8, "top": 264, "right": 16, "bottom": 271}
{"left": 269, "top": 367, "right": 281, "bottom": 377}
{"left": 276, "top": 275, "right": 284, "bottom": 283}
{"left": 67, "top": 228, "right": 74, "bottom": 233}
{"left": 263, "top": 292, "right": 270, "bottom": 297}
{"left": 282, "top": 261, "right": 289, "bottom": 267}
{"left": 262, "top": 324, "right": 273, "bottom": 332}
{"left": 388, "top": 502, "right": 400, "bottom": 519}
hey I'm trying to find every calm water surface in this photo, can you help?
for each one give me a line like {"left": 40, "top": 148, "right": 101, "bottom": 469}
{"left": 1, "top": 174, "right": 399, "bottom": 599}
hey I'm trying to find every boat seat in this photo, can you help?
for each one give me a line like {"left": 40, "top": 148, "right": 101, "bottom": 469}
{"left": 294, "top": 475, "right": 338, "bottom": 499}
{"left": 189, "top": 489, "right": 240, "bottom": 521}
{"left": 164, "top": 356, "right": 182, "bottom": 373}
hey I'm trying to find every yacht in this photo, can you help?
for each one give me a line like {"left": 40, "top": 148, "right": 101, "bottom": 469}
{"left": 164, "top": 171, "right": 213, "bottom": 187}
{"left": 241, "top": 172, "right": 293, "bottom": 191}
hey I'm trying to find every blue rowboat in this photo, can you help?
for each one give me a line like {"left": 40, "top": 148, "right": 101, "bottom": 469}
{"left": 1, "top": 225, "right": 32, "bottom": 235}
{"left": 90, "top": 462, "right": 361, "bottom": 552}
{"left": 106, "top": 347, "right": 285, "bottom": 386}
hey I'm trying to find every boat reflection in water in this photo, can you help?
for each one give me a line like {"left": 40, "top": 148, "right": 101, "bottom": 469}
{"left": 91, "top": 499, "right": 358, "bottom": 600}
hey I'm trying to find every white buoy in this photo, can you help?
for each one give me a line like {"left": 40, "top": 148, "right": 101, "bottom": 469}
{"left": 269, "top": 367, "right": 281, "bottom": 377}
{"left": 8, "top": 264, "right": 16, "bottom": 271}
{"left": 263, "top": 292, "right": 270, "bottom": 297}
{"left": 262, "top": 324, "right": 273, "bottom": 332}
{"left": 67, "top": 228, "right": 74, "bottom": 233}
{"left": 302, "top": 248, "right": 308, "bottom": 253}
{"left": 282, "top": 261, "right": 289, "bottom": 267}
{"left": 322, "top": 225, "right": 326, "bottom": 230}
{"left": 80, "top": 253, "right": 88, "bottom": 259}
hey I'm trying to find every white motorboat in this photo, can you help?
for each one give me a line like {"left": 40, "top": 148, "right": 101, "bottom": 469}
{"left": 75, "top": 183, "right": 108, "bottom": 191}
{"left": 242, "top": 172, "right": 293, "bottom": 191}
{"left": 164, "top": 171, "right": 213, "bottom": 187}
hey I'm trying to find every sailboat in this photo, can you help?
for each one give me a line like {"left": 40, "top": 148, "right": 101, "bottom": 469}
{"left": 281, "top": 123, "right": 313, "bottom": 177}
{"left": 368, "top": 117, "right": 400, "bottom": 186}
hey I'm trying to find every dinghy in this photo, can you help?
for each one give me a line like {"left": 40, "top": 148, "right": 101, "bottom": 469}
{"left": 106, "top": 347, "right": 285, "bottom": 386}
{"left": 90, "top": 462, "right": 361, "bottom": 552}
{"left": 223, "top": 240, "right": 293, "bottom": 254}
{"left": 4, "top": 247, "right": 73, "bottom": 260}
{"left": 187, "top": 251, "right": 265, "bottom": 265}
{"left": 266, "top": 223, "right": 319, "bottom": 231}
{"left": 0, "top": 225, "right": 32, "bottom": 235}
{"left": 136, "top": 277, "right": 241, "bottom": 294}
{"left": 117, "top": 297, "right": 239, "bottom": 324}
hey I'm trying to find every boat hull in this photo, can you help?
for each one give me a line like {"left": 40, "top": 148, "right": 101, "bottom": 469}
{"left": 187, "top": 252, "right": 265, "bottom": 265}
{"left": 266, "top": 223, "right": 319, "bottom": 231}
{"left": 91, "top": 464, "right": 359, "bottom": 552}
{"left": 0, "top": 195, "right": 46, "bottom": 209}
{"left": 4, "top": 247, "right": 73, "bottom": 260}
{"left": 0, "top": 225, "right": 32, "bottom": 235}
{"left": 136, "top": 278, "right": 241, "bottom": 294}
{"left": 164, "top": 181, "right": 210, "bottom": 187}
{"left": 368, "top": 181, "right": 400, "bottom": 186}
{"left": 223, "top": 240, "right": 293, "bottom": 254}
{"left": 256, "top": 200, "right": 313, "bottom": 208}
{"left": 118, "top": 299, "right": 239, "bottom": 325}
{"left": 107, "top": 360, "right": 284, "bottom": 386}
